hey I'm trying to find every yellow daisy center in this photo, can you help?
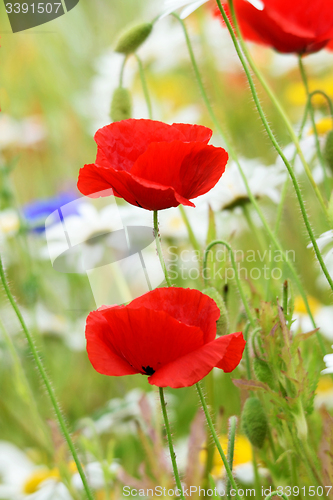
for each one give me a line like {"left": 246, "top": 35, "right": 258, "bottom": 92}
{"left": 293, "top": 296, "right": 321, "bottom": 316}
{"left": 317, "top": 376, "right": 333, "bottom": 394}
{"left": 200, "top": 435, "right": 253, "bottom": 477}
{"left": 23, "top": 468, "right": 60, "bottom": 494}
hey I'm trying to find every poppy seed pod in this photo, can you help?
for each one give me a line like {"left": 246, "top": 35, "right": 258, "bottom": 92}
{"left": 202, "top": 287, "right": 229, "bottom": 336}
{"left": 253, "top": 357, "right": 274, "bottom": 390}
{"left": 324, "top": 130, "right": 333, "bottom": 173}
{"left": 115, "top": 23, "right": 153, "bottom": 55}
{"left": 110, "top": 87, "right": 132, "bottom": 122}
{"left": 242, "top": 397, "right": 268, "bottom": 449}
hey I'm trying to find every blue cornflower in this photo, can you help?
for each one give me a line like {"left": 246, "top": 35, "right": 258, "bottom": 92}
{"left": 23, "top": 191, "right": 81, "bottom": 233}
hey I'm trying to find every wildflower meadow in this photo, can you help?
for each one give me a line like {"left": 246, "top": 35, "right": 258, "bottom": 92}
{"left": 2, "top": 0, "right": 333, "bottom": 498}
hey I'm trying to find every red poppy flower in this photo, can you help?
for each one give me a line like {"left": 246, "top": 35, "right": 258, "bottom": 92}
{"left": 215, "top": 0, "right": 333, "bottom": 55}
{"left": 85, "top": 287, "right": 245, "bottom": 388}
{"left": 77, "top": 119, "right": 228, "bottom": 211}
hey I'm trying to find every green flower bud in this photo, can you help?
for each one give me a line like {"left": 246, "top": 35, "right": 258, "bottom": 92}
{"left": 202, "top": 287, "right": 229, "bottom": 336}
{"left": 253, "top": 358, "right": 274, "bottom": 390}
{"left": 242, "top": 397, "right": 268, "bottom": 449}
{"left": 324, "top": 129, "right": 333, "bottom": 173}
{"left": 110, "top": 87, "right": 132, "bottom": 122}
{"left": 115, "top": 23, "right": 153, "bottom": 55}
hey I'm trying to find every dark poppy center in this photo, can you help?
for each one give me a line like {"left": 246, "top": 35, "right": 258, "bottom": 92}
{"left": 142, "top": 365, "right": 155, "bottom": 375}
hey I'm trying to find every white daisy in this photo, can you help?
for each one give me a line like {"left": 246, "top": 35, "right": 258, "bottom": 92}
{"left": 322, "top": 347, "right": 333, "bottom": 375}
{"left": 307, "top": 230, "right": 333, "bottom": 289}
{"left": 80, "top": 389, "right": 176, "bottom": 437}
{"left": 161, "top": 0, "right": 263, "bottom": 19}
{"left": 291, "top": 296, "right": 333, "bottom": 341}
{"left": 0, "top": 441, "right": 72, "bottom": 500}
{"left": 162, "top": 0, "right": 210, "bottom": 19}
{"left": 44, "top": 199, "right": 124, "bottom": 273}
{"left": 71, "top": 461, "right": 119, "bottom": 492}
{"left": 315, "top": 376, "right": 333, "bottom": 409}
{"left": 198, "top": 158, "right": 286, "bottom": 212}
{"left": 0, "top": 115, "right": 46, "bottom": 150}
{"left": 78, "top": 51, "right": 137, "bottom": 132}
{"left": 0, "top": 209, "right": 20, "bottom": 237}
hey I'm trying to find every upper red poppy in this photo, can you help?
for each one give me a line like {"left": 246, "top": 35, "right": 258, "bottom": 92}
{"left": 85, "top": 287, "right": 245, "bottom": 388}
{"left": 215, "top": 0, "right": 333, "bottom": 55}
{"left": 77, "top": 119, "right": 228, "bottom": 211}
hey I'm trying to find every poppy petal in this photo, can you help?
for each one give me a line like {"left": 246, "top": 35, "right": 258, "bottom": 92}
{"left": 218, "top": 0, "right": 333, "bottom": 54}
{"left": 131, "top": 141, "right": 228, "bottom": 201}
{"left": 128, "top": 287, "right": 220, "bottom": 343}
{"left": 93, "top": 119, "right": 213, "bottom": 172}
{"left": 78, "top": 163, "right": 138, "bottom": 204}
{"left": 77, "top": 164, "right": 119, "bottom": 199}
{"left": 85, "top": 309, "right": 138, "bottom": 376}
{"left": 148, "top": 331, "right": 245, "bottom": 388}
{"left": 171, "top": 123, "right": 212, "bottom": 144}
{"left": 79, "top": 164, "right": 195, "bottom": 209}
{"left": 100, "top": 306, "right": 205, "bottom": 373}
{"left": 215, "top": 331, "right": 246, "bottom": 372}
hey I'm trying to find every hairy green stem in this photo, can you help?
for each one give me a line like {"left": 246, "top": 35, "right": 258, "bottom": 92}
{"left": 264, "top": 492, "right": 288, "bottom": 500}
{"left": 135, "top": 53, "right": 153, "bottom": 119}
{"left": 204, "top": 240, "right": 257, "bottom": 329}
{"left": 243, "top": 323, "right": 252, "bottom": 380}
{"left": 226, "top": 416, "right": 237, "bottom": 498}
{"left": 171, "top": 9, "right": 323, "bottom": 353}
{"left": 203, "top": 369, "right": 216, "bottom": 484}
{"left": 196, "top": 383, "right": 243, "bottom": 500}
{"left": 0, "top": 316, "right": 53, "bottom": 454}
{"left": 119, "top": 56, "right": 128, "bottom": 87}
{"left": 178, "top": 205, "right": 201, "bottom": 252}
{"left": 298, "top": 56, "right": 329, "bottom": 197}
{"left": 242, "top": 204, "right": 267, "bottom": 255}
{"left": 218, "top": 0, "right": 333, "bottom": 312}
{"left": 153, "top": 210, "right": 172, "bottom": 286}
{"left": 252, "top": 447, "right": 261, "bottom": 498}
{"left": 223, "top": 0, "right": 328, "bottom": 218}
{"left": 159, "top": 387, "right": 185, "bottom": 499}
{"left": 0, "top": 254, "right": 94, "bottom": 500}
{"left": 309, "top": 90, "right": 333, "bottom": 121}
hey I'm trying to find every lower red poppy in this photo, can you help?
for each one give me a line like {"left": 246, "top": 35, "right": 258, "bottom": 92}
{"left": 85, "top": 287, "right": 245, "bottom": 388}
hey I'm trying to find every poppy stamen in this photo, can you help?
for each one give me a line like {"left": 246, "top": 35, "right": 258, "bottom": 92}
{"left": 142, "top": 365, "right": 155, "bottom": 375}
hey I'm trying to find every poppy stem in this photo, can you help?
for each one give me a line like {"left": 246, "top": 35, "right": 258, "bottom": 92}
{"left": 226, "top": 416, "right": 237, "bottom": 498}
{"left": 196, "top": 383, "right": 243, "bottom": 500}
{"left": 203, "top": 240, "right": 257, "bottom": 329}
{"left": 135, "top": 53, "right": 153, "bottom": 119}
{"left": 158, "top": 387, "right": 185, "bottom": 499}
{"left": 119, "top": 56, "right": 128, "bottom": 87}
{"left": 308, "top": 90, "right": 333, "bottom": 125}
{"left": 217, "top": 0, "right": 333, "bottom": 304}
{"left": 298, "top": 56, "right": 330, "bottom": 198}
{"left": 0, "top": 253, "right": 95, "bottom": 500}
{"left": 264, "top": 492, "right": 288, "bottom": 500}
{"left": 153, "top": 210, "right": 172, "bottom": 286}
{"left": 171, "top": 8, "right": 323, "bottom": 353}
{"left": 221, "top": 0, "right": 329, "bottom": 220}
{"left": 0, "top": 315, "right": 53, "bottom": 456}
{"left": 178, "top": 205, "right": 201, "bottom": 252}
